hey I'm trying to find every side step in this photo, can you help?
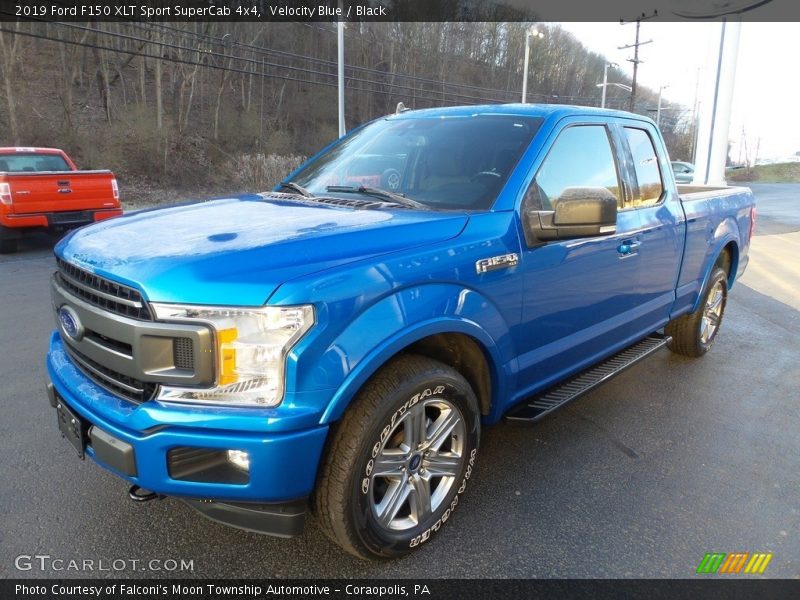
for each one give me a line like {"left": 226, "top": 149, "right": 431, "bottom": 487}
{"left": 505, "top": 333, "right": 671, "bottom": 425}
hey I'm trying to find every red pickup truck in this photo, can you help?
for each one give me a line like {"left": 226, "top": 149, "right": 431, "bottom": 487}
{"left": 0, "top": 147, "right": 122, "bottom": 253}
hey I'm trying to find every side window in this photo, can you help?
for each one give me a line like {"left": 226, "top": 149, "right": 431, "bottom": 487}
{"left": 525, "top": 125, "right": 622, "bottom": 211}
{"left": 625, "top": 127, "right": 664, "bottom": 208}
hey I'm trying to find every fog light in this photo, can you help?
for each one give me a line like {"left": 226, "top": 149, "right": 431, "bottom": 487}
{"left": 227, "top": 449, "right": 250, "bottom": 472}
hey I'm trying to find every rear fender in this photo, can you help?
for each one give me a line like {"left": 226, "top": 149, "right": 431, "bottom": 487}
{"left": 318, "top": 284, "right": 514, "bottom": 425}
{"left": 689, "top": 218, "right": 740, "bottom": 313}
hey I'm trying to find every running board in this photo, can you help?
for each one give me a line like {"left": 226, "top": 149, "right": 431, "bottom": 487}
{"left": 505, "top": 333, "right": 670, "bottom": 425}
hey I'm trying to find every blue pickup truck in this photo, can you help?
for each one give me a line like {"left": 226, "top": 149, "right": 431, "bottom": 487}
{"left": 46, "top": 104, "right": 755, "bottom": 559}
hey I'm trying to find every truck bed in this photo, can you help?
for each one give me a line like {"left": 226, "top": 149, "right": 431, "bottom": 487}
{"left": 677, "top": 183, "right": 753, "bottom": 201}
{"left": 672, "top": 183, "right": 756, "bottom": 318}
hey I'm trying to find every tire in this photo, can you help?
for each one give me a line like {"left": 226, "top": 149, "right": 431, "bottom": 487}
{"left": 314, "top": 354, "right": 481, "bottom": 560}
{"left": 0, "top": 235, "right": 18, "bottom": 254}
{"left": 666, "top": 267, "right": 728, "bottom": 357}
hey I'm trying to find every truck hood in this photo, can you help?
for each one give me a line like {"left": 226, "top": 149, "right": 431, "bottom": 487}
{"left": 57, "top": 195, "right": 469, "bottom": 305}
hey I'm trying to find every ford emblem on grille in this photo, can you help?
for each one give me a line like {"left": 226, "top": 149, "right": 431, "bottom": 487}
{"left": 58, "top": 305, "right": 84, "bottom": 341}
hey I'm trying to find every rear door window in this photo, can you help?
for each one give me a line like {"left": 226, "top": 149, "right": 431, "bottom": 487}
{"left": 624, "top": 128, "right": 664, "bottom": 208}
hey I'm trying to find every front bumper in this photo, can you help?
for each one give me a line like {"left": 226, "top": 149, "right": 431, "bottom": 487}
{"left": 46, "top": 333, "right": 329, "bottom": 531}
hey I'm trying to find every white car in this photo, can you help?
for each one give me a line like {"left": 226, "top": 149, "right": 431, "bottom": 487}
{"left": 671, "top": 161, "right": 695, "bottom": 184}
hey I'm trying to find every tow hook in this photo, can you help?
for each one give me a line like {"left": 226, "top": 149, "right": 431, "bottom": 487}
{"left": 128, "top": 485, "right": 165, "bottom": 502}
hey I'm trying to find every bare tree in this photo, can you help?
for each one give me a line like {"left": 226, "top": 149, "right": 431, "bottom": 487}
{"left": 0, "top": 22, "right": 22, "bottom": 144}
{"left": 153, "top": 29, "right": 163, "bottom": 129}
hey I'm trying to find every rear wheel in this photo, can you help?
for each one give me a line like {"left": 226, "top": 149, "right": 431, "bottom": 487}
{"left": 314, "top": 354, "right": 480, "bottom": 560}
{"left": 666, "top": 267, "right": 728, "bottom": 357}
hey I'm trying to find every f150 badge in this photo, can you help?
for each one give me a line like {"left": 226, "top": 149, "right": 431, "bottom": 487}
{"left": 475, "top": 253, "right": 519, "bottom": 274}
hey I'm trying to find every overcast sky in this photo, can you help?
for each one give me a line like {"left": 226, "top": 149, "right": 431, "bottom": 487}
{"left": 558, "top": 21, "right": 800, "bottom": 161}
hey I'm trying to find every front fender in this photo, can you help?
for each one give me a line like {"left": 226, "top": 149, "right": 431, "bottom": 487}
{"left": 317, "top": 284, "right": 516, "bottom": 425}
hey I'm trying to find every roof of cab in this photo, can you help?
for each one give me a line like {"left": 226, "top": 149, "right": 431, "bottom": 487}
{"left": 388, "top": 103, "right": 655, "bottom": 125}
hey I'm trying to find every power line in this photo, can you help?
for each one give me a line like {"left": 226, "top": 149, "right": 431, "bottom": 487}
{"left": 0, "top": 25, "right": 486, "bottom": 108}
{"left": 123, "top": 20, "right": 544, "bottom": 102}
{"left": 134, "top": 21, "right": 619, "bottom": 104}
{"left": 130, "top": 21, "right": 615, "bottom": 104}
{"left": 2, "top": 12, "right": 515, "bottom": 105}
{"left": 1, "top": 19, "right": 619, "bottom": 111}
{"left": 44, "top": 20, "right": 523, "bottom": 105}
{"left": 0, "top": 23, "right": 544, "bottom": 110}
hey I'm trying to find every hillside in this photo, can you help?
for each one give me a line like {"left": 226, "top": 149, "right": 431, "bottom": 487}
{"left": 728, "top": 162, "right": 800, "bottom": 184}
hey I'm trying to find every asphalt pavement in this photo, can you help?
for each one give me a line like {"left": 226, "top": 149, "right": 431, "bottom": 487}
{"left": 0, "top": 183, "right": 797, "bottom": 579}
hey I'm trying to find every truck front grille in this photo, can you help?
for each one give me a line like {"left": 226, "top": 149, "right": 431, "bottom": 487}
{"left": 52, "top": 261, "right": 214, "bottom": 405}
{"left": 64, "top": 344, "right": 156, "bottom": 404}
{"left": 56, "top": 258, "right": 152, "bottom": 321}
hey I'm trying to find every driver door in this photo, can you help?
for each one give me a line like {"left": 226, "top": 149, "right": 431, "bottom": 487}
{"left": 514, "top": 122, "right": 647, "bottom": 397}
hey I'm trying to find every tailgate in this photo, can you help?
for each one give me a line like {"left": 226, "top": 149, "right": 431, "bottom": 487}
{"left": 5, "top": 171, "right": 117, "bottom": 215}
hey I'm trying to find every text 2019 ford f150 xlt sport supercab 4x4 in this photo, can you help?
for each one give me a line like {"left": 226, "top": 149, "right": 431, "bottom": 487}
{"left": 45, "top": 104, "right": 755, "bottom": 559}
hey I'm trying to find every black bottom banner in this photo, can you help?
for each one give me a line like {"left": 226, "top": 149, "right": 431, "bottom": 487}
{"left": 3, "top": 579, "right": 799, "bottom": 600}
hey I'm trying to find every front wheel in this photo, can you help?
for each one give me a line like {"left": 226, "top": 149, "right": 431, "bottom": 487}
{"left": 314, "top": 354, "right": 480, "bottom": 560}
{"left": 666, "top": 267, "right": 728, "bottom": 357}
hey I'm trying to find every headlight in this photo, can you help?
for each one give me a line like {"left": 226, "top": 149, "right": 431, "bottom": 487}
{"left": 151, "top": 303, "right": 314, "bottom": 407}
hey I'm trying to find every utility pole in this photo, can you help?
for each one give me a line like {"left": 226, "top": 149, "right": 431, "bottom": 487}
{"left": 619, "top": 11, "right": 657, "bottom": 112}
{"left": 738, "top": 126, "right": 745, "bottom": 166}
{"left": 690, "top": 67, "right": 702, "bottom": 163}
{"left": 691, "top": 100, "right": 701, "bottom": 165}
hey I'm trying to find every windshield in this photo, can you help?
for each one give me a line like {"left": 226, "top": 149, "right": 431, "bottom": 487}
{"left": 0, "top": 153, "right": 71, "bottom": 172}
{"left": 288, "top": 115, "right": 542, "bottom": 210}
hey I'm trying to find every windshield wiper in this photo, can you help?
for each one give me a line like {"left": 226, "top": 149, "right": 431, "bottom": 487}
{"left": 326, "top": 185, "right": 429, "bottom": 210}
{"left": 278, "top": 181, "right": 314, "bottom": 198}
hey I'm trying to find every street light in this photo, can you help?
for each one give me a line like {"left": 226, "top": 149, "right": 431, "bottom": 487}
{"left": 337, "top": 7, "right": 345, "bottom": 137}
{"left": 656, "top": 84, "right": 670, "bottom": 126}
{"left": 521, "top": 26, "right": 545, "bottom": 103}
{"left": 596, "top": 80, "right": 632, "bottom": 108}
{"left": 599, "top": 62, "right": 618, "bottom": 108}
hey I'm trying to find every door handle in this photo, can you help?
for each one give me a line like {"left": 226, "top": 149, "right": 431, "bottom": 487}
{"left": 617, "top": 239, "right": 641, "bottom": 258}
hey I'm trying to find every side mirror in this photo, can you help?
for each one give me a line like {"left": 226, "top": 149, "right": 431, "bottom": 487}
{"left": 524, "top": 187, "right": 618, "bottom": 242}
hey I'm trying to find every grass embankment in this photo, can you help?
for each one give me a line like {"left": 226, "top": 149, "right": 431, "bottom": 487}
{"left": 727, "top": 162, "right": 800, "bottom": 183}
